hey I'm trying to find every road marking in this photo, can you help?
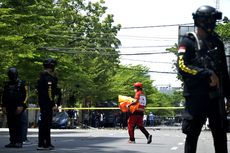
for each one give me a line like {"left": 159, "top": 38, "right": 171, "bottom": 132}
{"left": 171, "top": 147, "right": 178, "bottom": 150}
{"left": 63, "top": 139, "right": 75, "bottom": 142}
{"left": 178, "top": 142, "right": 183, "bottom": 145}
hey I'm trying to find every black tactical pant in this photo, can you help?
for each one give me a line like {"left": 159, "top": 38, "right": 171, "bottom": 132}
{"left": 182, "top": 95, "right": 228, "bottom": 153}
{"left": 7, "top": 112, "right": 23, "bottom": 144}
{"left": 38, "top": 108, "right": 53, "bottom": 147}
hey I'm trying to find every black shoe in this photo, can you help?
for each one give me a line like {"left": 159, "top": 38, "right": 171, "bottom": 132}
{"left": 5, "top": 143, "right": 16, "bottom": 148}
{"left": 5, "top": 142, "right": 22, "bottom": 148}
{"left": 147, "top": 135, "right": 152, "bottom": 144}
{"left": 14, "top": 143, "right": 22, "bottom": 148}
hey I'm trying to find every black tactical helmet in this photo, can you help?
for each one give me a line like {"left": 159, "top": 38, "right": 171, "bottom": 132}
{"left": 43, "top": 58, "right": 57, "bottom": 70}
{"left": 8, "top": 67, "right": 18, "bottom": 81}
{"left": 192, "top": 5, "right": 222, "bottom": 33}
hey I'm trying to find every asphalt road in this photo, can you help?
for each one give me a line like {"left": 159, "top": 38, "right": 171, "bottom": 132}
{"left": 0, "top": 127, "right": 230, "bottom": 153}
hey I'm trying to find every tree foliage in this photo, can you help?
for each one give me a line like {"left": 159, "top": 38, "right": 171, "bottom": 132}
{"left": 0, "top": 0, "right": 121, "bottom": 105}
{"left": 216, "top": 18, "right": 230, "bottom": 41}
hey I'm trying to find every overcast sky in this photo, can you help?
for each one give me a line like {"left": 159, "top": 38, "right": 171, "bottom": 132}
{"left": 104, "top": 0, "right": 230, "bottom": 87}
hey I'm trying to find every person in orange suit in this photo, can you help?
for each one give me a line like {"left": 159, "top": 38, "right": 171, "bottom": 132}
{"left": 127, "top": 82, "right": 152, "bottom": 144}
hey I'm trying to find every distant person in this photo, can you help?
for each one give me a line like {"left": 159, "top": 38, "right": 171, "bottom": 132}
{"left": 67, "top": 109, "right": 76, "bottom": 128}
{"left": 2, "top": 67, "right": 27, "bottom": 148}
{"left": 120, "top": 112, "right": 127, "bottom": 129}
{"left": 18, "top": 81, "right": 31, "bottom": 145}
{"left": 149, "top": 112, "right": 154, "bottom": 127}
{"left": 21, "top": 109, "right": 31, "bottom": 145}
{"left": 127, "top": 82, "right": 152, "bottom": 144}
{"left": 21, "top": 84, "right": 31, "bottom": 145}
{"left": 37, "top": 58, "right": 61, "bottom": 150}
{"left": 177, "top": 6, "right": 230, "bottom": 153}
{"left": 99, "top": 113, "right": 104, "bottom": 128}
{"left": 204, "top": 118, "right": 209, "bottom": 130}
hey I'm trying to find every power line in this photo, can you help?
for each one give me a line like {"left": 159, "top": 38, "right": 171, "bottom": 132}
{"left": 119, "top": 45, "right": 173, "bottom": 48}
{"left": 148, "top": 70, "right": 177, "bottom": 74}
{"left": 119, "top": 67, "right": 177, "bottom": 74}
{"left": 38, "top": 48, "right": 177, "bottom": 74}
{"left": 118, "top": 35, "right": 177, "bottom": 39}
{"left": 47, "top": 33, "right": 178, "bottom": 42}
{"left": 121, "top": 23, "right": 193, "bottom": 29}
{"left": 38, "top": 47, "right": 120, "bottom": 56}
{"left": 118, "top": 38, "right": 176, "bottom": 42}
{"left": 120, "top": 51, "right": 170, "bottom": 55}
{"left": 38, "top": 47, "right": 173, "bottom": 56}
{"left": 120, "top": 58, "right": 173, "bottom": 64}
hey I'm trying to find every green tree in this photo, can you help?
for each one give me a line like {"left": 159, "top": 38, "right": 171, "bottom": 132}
{"left": 110, "top": 65, "right": 155, "bottom": 98}
{"left": 54, "top": 0, "right": 121, "bottom": 105}
{"left": 0, "top": 0, "right": 121, "bottom": 107}
{"left": 0, "top": 0, "right": 67, "bottom": 84}
{"left": 216, "top": 18, "right": 230, "bottom": 41}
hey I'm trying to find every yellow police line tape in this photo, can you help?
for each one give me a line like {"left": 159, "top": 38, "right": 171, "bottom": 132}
{"left": 27, "top": 107, "right": 184, "bottom": 110}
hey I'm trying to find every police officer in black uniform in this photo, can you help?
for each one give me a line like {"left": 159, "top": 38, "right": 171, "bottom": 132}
{"left": 177, "top": 5, "right": 230, "bottom": 153}
{"left": 37, "top": 58, "right": 61, "bottom": 150}
{"left": 2, "top": 67, "right": 27, "bottom": 148}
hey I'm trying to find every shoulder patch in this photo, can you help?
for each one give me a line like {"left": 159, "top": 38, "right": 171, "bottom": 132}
{"left": 178, "top": 46, "right": 186, "bottom": 53}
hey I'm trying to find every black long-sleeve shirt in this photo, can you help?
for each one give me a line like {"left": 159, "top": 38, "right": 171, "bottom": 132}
{"left": 37, "top": 70, "right": 60, "bottom": 110}
{"left": 177, "top": 33, "right": 230, "bottom": 99}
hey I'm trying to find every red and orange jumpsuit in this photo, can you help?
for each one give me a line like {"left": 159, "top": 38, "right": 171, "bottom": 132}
{"left": 128, "top": 90, "right": 150, "bottom": 142}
